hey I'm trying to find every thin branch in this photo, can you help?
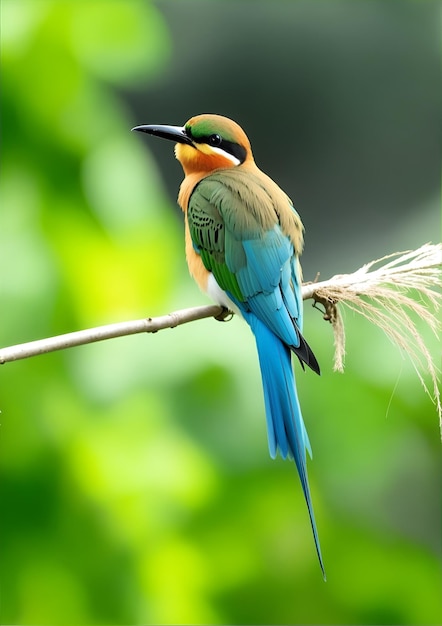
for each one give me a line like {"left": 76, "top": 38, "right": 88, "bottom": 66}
{"left": 0, "top": 305, "right": 225, "bottom": 364}
{"left": 2, "top": 243, "right": 441, "bottom": 428}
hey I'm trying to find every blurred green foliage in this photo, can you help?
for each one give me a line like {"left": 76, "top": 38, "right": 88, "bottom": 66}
{"left": 1, "top": 1, "right": 440, "bottom": 624}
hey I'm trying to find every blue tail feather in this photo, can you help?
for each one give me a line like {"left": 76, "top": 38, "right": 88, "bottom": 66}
{"left": 249, "top": 314, "right": 326, "bottom": 579}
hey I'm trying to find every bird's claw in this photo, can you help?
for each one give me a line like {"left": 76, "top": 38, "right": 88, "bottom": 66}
{"left": 215, "top": 307, "right": 234, "bottom": 322}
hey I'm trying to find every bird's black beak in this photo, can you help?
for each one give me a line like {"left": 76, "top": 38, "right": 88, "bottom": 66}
{"left": 131, "top": 124, "right": 193, "bottom": 145}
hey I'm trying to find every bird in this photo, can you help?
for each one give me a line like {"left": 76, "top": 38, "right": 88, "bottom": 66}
{"left": 132, "top": 114, "right": 325, "bottom": 578}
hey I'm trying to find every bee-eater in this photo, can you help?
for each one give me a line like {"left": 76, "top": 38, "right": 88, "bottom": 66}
{"left": 132, "top": 114, "right": 325, "bottom": 577}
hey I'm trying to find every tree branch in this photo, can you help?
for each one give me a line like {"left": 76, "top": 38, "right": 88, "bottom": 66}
{"left": 0, "top": 305, "right": 225, "bottom": 364}
{"left": 2, "top": 243, "right": 441, "bottom": 428}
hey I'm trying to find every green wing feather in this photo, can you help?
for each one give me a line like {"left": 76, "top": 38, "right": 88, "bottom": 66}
{"left": 187, "top": 176, "right": 247, "bottom": 303}
{"left": 187, "top": 168, "right": 289, "bottom": 299}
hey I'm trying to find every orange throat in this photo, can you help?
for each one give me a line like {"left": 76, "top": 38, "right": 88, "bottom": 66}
{"left": 175, "top": 143, "right": 237, "bottom": 177}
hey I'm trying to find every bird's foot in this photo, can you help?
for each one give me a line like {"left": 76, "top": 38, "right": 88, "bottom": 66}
{"left": 214, "top": 306, "right": 234, "bottom": 322}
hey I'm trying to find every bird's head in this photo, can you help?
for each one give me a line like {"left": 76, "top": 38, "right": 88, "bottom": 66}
{"left": 132, "top": 114, "right": 253, "bottom": 175}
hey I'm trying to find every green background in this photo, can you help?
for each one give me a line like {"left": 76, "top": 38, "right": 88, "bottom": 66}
{"left": 1, "top": 1, "right": 440, "bottom": 624}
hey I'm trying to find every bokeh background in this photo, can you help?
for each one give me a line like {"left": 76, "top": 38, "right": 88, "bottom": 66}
{"left": 1, "top": 1, "right": 441, "bottom": 624}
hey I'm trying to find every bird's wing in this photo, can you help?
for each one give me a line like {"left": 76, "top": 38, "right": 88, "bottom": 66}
{"left": 187, "top": 170, "right": 319, "bottom": 374}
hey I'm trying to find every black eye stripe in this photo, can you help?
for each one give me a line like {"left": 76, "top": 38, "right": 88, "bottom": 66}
{"left": 184, "top": 128, "right": 247, "bottom": 164}
{"left": 218, "top": 139, "right": 247, "bottom": 164}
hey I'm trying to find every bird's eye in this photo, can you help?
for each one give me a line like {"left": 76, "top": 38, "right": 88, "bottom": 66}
{"left": 208, "top": 133, "right": 222, "bottom": 146}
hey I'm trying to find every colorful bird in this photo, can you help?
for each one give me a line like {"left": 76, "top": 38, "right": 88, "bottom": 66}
{"left": 132, "top": 114, "right": 325, "bottom": 577}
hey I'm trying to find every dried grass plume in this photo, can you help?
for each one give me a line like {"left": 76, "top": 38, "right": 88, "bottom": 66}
{"left": 305, "top": 243, "right": 442, "bottom": 428}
